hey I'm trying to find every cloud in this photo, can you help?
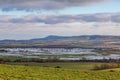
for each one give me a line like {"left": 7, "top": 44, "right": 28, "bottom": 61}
{"left": 0, "top": 0, "right": 107, "bottom": 11}
{"left": 0, "top": 12, "right": 120, "bottom": 39}
{"left": 0, "top": 22, "right": 120, "bottom": 40}
{"left": 0, "top": 12, "right": 120, "bottom": 24}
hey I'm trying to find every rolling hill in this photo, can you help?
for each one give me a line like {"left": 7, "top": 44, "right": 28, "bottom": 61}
{"left": 0, "top": 64, "right": 120, "bottom": 80}
{"left": 0, "top": 35, "right": 120, "bottom": 48}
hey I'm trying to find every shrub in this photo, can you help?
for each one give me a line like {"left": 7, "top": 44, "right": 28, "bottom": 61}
{"left": 55, "top": 66, "right": 61, "bottom": 68}
{"left": 93, "top": 63, "right": 120, "bottom": 70}
{"left": 109, "top": 70, "right": 115, "bottom": 72}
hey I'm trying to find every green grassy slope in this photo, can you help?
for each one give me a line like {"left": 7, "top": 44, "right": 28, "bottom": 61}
{"left": 0, "top": 64, "right": 120, "bottom": 80}
{"left": 8, "top": 62, "right": 102, "bottom": 70}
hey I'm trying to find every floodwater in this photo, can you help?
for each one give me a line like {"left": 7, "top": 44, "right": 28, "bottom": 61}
{"left": 0, "top": 48, "right": 120, "bottom": 60}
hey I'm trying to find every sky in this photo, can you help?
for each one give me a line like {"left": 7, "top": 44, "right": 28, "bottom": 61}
{"left": 0, "top": 0, "right": 120, "bottom": 40}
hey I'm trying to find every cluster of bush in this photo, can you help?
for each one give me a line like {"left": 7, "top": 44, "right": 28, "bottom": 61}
{"left": 0, "top": 56, "right": 120, "bottom": 63}
{"left": 93, "top": 63, "right": 120, "bottom": 70}
{"left": 0, "top": 57, "right": 61, "bottom": 63}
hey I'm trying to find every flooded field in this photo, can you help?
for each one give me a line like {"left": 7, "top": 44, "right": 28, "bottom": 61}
{"left": 0, "top": 48, "right": 120, "bottom": 60}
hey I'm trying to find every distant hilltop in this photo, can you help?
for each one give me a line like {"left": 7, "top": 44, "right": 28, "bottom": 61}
{"left": 1, "top": 35, "right": 120, "bottom": 42}
{"left": 0, "top": 35, "right": 120, "bottom": 48}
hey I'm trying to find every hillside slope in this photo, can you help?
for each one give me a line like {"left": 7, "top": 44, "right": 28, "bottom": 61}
{"left": 1, "top": 35, "right": 120, "bottom": 48}
{"left": 0, "top": 64, "right": 120, "bottom": 80}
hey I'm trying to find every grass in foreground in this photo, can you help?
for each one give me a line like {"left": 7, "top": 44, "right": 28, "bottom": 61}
{"left": 0, "top": 64, "right": 120, "bottom": 80}
{"left": 7, "top": 62, "right": 102, "bottom": 70}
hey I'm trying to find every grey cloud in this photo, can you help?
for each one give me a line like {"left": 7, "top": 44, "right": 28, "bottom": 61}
{"left": 0, "top": 12, "right": 120, "bottom": 24}
{"left": 0, "top": 0, "right": 108, "bottom": 11}
{"left": 0, "top": 22, "right": 120, "bottom": 40}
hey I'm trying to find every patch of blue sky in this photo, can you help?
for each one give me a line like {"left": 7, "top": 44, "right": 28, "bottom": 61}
{"left": 0, "top": 0, "right": 119, "bottom": 16}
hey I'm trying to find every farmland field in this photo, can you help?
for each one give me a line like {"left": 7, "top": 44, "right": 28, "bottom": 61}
{"left": 0, "top": 63, "right": 120, "bottom": 80}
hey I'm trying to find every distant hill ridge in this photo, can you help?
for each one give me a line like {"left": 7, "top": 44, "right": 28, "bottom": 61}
{"left": 1, "top": 35, "right": 120, "bottom": 43}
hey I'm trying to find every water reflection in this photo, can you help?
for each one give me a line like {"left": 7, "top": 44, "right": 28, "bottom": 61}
{"left": 0, "top": 48, "right": 120, "bottom": 60}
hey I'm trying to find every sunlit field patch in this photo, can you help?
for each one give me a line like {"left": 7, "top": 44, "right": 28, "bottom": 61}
{"left": 0, "top": 64, "right": 120, "bottom": 80}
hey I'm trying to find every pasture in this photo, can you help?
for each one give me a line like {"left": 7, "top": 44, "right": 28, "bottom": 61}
{"left": 0, "top": 63, "right": 119, "bottom": 80}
